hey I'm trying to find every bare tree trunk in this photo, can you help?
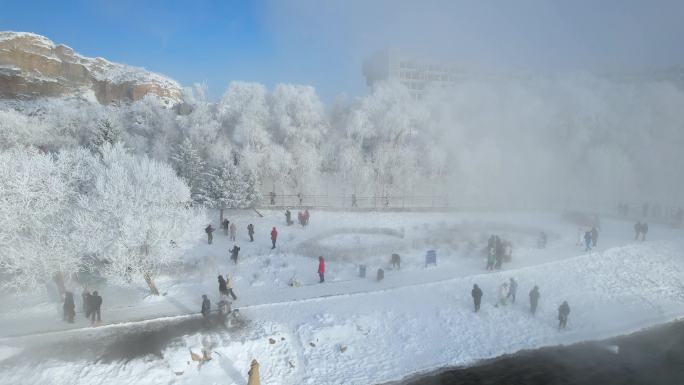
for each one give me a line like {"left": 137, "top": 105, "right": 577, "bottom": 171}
{"left": 144, "top": 272, "right": 160, "bottom": 296}
{"left": 53, "top": 271, "right": 66, "bottom": 298}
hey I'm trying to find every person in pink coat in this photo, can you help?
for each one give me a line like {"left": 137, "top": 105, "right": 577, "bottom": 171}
{"left": 270, "top": 227, "right": 278, "bottom": 249}
{"left": 318, "top": 256, "right": 325, "bottom": 283}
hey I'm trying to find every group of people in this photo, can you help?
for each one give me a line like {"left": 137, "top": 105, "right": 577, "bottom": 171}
{"left": 634, "top": 221, "right": 649, "bottom": 241}
{"left": 581, "top": 226, "right": 600, "bottom": 252}
{"left": 221, "top": 219, "right": 238, "bottom": 241}
{"left": 486, "top": 235, "right": 512, "bottom": 270}
{"left": 298, "top": 209, "right": 310, "bottom": 226}
{"left": 207, "top": 220, "right": 257, "bottom": 245}
{"left": 471, "top": 280, "right": 570, "bottom": 330}
{"left": 201, "top": 273, "right": 239, "bottom": 322}
{"left": 217, "top": 274, "right": 238, "bottom": 300}
{"left": 82, "top": 289, "right": 103, "bottom": 325}
{"left": 62, "top": 289, "right": 102, "bottom": 326}
{"left": 284, "top": 208, "right": 311, "bottom": 227}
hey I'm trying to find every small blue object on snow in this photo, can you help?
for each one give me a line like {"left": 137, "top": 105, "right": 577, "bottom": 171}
{"left": 425, "top": 250, "right": 437, "bottom": 267}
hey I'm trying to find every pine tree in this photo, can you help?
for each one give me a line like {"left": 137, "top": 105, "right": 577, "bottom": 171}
{"left": 170, "top": 138, "right": 205, "bottom": 202}
{"left": 92, "top": 118, "right": 121, "bottom": 149}
{"left": 240, "top": 167, "right": 261, "bottom": 208}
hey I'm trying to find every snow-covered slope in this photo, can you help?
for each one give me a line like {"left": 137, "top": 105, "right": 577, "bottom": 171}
{"left": 0, "top": 211, "right": 682, "bottom": 385}
{"left": 0, "top": 31, "right": 182, "bottom": 105}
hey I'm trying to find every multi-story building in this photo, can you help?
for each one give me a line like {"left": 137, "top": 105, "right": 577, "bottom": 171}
{"left": 363, "top": 49, "right": 466, "bottom": 99}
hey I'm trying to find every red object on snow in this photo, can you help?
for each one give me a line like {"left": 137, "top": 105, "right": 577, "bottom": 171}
{"left": 271, "top": 227, "right": 278, "bottom": 240}
{"left": 318, "top": 257, "right": 325, "bottom": 273}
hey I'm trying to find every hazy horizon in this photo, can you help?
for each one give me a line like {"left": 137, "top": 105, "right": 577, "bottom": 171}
{"left": 3, "top": 0, "right": 684, "bottom": 101}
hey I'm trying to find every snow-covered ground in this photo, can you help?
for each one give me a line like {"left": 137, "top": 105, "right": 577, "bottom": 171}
{"left": 0, "top": 210, "right": 682, "bottom": 385}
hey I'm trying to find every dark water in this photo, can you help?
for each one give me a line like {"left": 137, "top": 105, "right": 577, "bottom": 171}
{"left": 403, "top": 320, "right": 684, "bottom": 385}
{"left": 0, "top": 312, "right": 248, "bottom": 367}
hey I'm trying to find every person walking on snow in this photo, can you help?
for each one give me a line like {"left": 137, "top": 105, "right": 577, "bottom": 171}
{"left": 529, "top": 286, "right": 540, "bottom": 315}
{"left": 471, "top": 284, "right": 483, "bottom": 312}
{"left": 201, "top": 295, "right": 211, "bottom": 318}
{"left": 507, "top": 278, "right": 518, "bottom": 303}
{"left": 90, "top": 291, "right": 102, "bottom": 325}
{"left": 641, "top": 222, "right": 649, "bottom": 241}
{"left": 590, "top": 227, "right": 599, "bottom": 248}
{"left": 391, "top": 253, "right": 401, "bottom": 270}
{"left": 494, "top": 241, "right": 504, "bottom": 269}
{"left": 285, "top": 210, "right": 293, "bottom": 226}
{"left": 558, "top": 301, "right": 570, "bottom": 330}
{"left": 247, "top": 224, "right": 255, "bottom": 242}
{"left": 230, "top": 244, "right": 241, "bottom": 264}
{"left": 222, "top": 219, "right": 230, "bottom": 236}
{"left": 218, "top": 275, "right": 228, "bottom": 296}
{"left": 63, "top": 291, "right": 75, "bottom": 323}
{"left": 634, "top": 221, "right": 642, "bottom": 240}
{"left": 271, "top": 227, "right": 278, "bottom": 249}
{"left": 82, "top": 289, "right": 92, "bottom": 319}
{"left": 584, "top": 231, "right": 592, "bottom": 252}
{"left": 486, "top": 246, "right": 496, "bottom": 270}
{"left": 225, "top": 273, "right": 238, "bottom": 300}
{"left": 229, "top": 222, "right": 237, "bottom": 242}
{"left": 318, "top": 256, "right": 325, "bottom": 283}
{"left": 205, "top": 224, "right": 215, "bottom": 244}
{"left": 497, "top": 282, "right": 509, "bottom": 307}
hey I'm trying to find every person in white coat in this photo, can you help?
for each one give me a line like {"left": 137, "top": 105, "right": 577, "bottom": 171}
{"left": 229, "top": 222, "right": 237, "bottom": 242}
{"left": 497, "top": 282, "right": 509, "bottom": 307}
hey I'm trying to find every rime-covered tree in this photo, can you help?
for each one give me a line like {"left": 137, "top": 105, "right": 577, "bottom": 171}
{"left": 91, "top": 118, "right": 122, "bottom": 150}
{"left": 270, "top": 83, "right": 328, "bottom": 191}
{"left": 73, "top": 143, "right": 205, "bottom": 295}
{"left": 0, "top": 148, "right": 88, "bottom": 295}
{"left": 171, "top": 138, "right": 206, "bottom": 202}
{"left": 240, "top": 167, "right": 261, "bottom": 208}
{"left": 199, "top": 158, "right": 239, "bottom": 222}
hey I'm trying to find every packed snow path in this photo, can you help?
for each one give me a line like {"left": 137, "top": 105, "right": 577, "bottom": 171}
{"left": 0, "top": 210, "right": 662, "bottom": 339}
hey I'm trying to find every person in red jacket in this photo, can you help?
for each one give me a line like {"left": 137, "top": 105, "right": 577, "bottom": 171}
{"left": 270, "top": 227, "right": 278, "bottom": 249}
{"left": 318, "top": 256, "right": 325, "bottom": 283}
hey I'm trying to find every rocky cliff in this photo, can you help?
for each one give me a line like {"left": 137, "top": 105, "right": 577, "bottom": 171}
{"left": 0, "top": 32, "right": 182, "bottom": 105}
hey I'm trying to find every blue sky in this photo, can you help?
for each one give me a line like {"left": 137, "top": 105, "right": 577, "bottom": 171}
{"left": 2, "top": 0, "right": 684, "bottom": 102}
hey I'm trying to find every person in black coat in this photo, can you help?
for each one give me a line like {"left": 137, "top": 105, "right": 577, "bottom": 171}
{"left": 558, "top": 301, "right": 570, "bottom": 330}
{"left": 82, "top": 289, "right": 93, "bottom": 319}
{"left": 218, "top": 275, "right": 228, "bottom": 296}
{"left": 529, "top": 286, "right": 540, "bottom": 315}
{"left": 471, "top": 284, "right": 483, "bottom": 312}
{"left": 205, "top": 224, "right": 215, "bottom": 244}
{"left": 641, "top": 222, "right": 649, "bottom": 241}
{"left": 222, "top": 219, "right": 230, "bottom": 236}
{"left": 494, "top": 240, "right": 504, "bottom": 269}
{"left": 247, "top": 224, "right": 255, "bottom": 242}
{"left": 230, "top": 245, "right": 240, "bottom": 264}
{"left": 390, "top": 253, "right": 401, "bottom": 270}
{"left": 63, "top": 291, "right": 75, "bottom": 323}
{"left": 90, "top": 291, "right": 102, "bottom": 325}
{"left": 201, "top": 294, "right": 211, "bottom": 318}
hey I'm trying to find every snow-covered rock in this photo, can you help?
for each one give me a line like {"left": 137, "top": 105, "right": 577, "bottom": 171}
{"left": 0, "top": 31, "right": 182, "bottom": 106}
